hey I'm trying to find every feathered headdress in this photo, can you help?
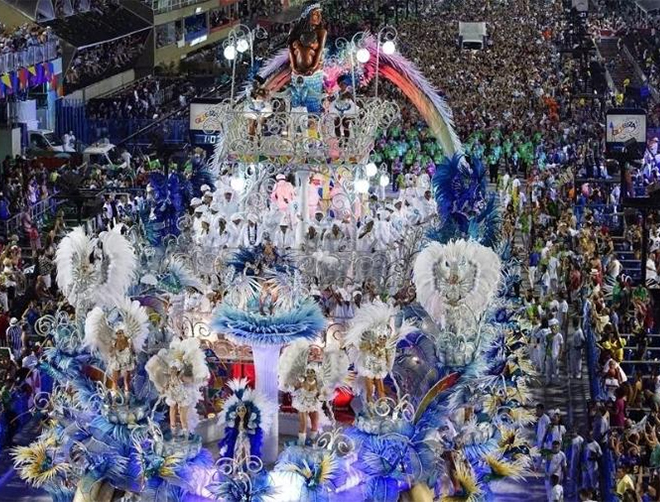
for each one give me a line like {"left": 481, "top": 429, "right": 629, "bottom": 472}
{"left": 278, "top": 340, "right": 350, "bottom": 401}
{"left": 218, "top": 378, "right": 277, "bottom": 459}
{"left": 345, "top": 301, "right": 415, "bottom": 350}
{"left": 83, "top": 297, "right": 150, "bottom": 365}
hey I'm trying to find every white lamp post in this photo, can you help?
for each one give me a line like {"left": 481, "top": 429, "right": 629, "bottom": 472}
{"left": 223, "top": 24, "right": 269, "bottom": 104}
{"left": 375, "top": 26, "right": 398, "bottom": 99}
{"left": 335, "top": 32, "right": 370, "bottom": 103}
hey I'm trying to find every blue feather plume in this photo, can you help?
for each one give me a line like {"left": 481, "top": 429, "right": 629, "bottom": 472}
{"left": 211, "top": 299, "right": 326, "bottom": 346}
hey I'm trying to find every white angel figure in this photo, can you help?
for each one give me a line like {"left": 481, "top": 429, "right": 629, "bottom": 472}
{"left": 345, "top": 301, "right": 415, "bottom": 403}
{"left": 84, "top": 297, "right": 150, "bottom": 400}
{"left": 55, "top": 227, "right": 137, "bottom": 310}
{"left": 412, "top": 240, "right": 501, "bottom": 330}
{"left": 146, "top": 338, "right": 210, "bottom": 437}
{"left": 279, "top": 340, "right": 349, "bottom": 446}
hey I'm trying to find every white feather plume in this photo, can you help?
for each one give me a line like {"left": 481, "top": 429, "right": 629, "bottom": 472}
{"left": 145, "top": 337, "right": 210, "bottom": 431}
{"left": 412, "top": 240, "right": 501, "bottom": 322}
{"left": 83, "top": 297, "right": 150, "bottom": 365}
{"left": 55, "top": 227, "right": 95, "bottom": 305}
{"left": 278, "top": 340, "right": 350, "bottom": 400}
{"left": 278, "top": 340, "right": 310, "bottom": 392}
{"left": 95, "top": 230, "right": 137, "bottom": 305}
{"left": 54, "top": 227, "right": 137, "bottom": 308}
{"left": 345, "top": 301, "right": 415, "bottom": 349}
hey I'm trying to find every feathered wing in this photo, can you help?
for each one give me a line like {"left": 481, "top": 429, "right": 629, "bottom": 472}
{"left": 115, "top": 297, "right": 150, "bottom": 353}
{"left": 83, "top": 306, "right": 114, "bottom": 363}
{"left": 278, "top": 340, "right": 311, "bottom": 392}
{"left": 95, "top": 230, "right": 137, "bottom": 305}
{"left": 145, "top": 349, "right": 170, "bottom": 394}
{"left": 413, "top": 240, "right": 502, "bottom": 322}
{"left": 55, "top": 226, "right": 95, "bottom": 305}
{"left": 318, "top": 349, "right": 350, "bottom": 400}
{"left": 170, "top": 337, "right": 210, "bottom": 384}
{"left": 160, "top": 256, "right": 204, "bottom": 294}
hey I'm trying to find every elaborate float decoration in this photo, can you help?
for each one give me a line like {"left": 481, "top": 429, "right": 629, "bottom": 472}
{"left": 13, "top": 6, "right": 540, "bottom": 501}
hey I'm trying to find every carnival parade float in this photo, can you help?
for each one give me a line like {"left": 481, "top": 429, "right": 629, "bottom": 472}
{"left": 12, "top": 3, "right": 538, "bottom": 501}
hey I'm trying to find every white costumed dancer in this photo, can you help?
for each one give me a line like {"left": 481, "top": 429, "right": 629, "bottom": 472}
{"left": 278, "top": 340, "right": 349, "bottom": 446}
{"left": 55, "top": 226, "right": 137, "bottom": 312}
{"left": 345, "top": 301, "right": 415, "bottom": 403}
{"left": 83, "top": 297, "right": 150, "bottom": 400}
{"left": 146, "top": 338, "right": 210, "bottom": 437}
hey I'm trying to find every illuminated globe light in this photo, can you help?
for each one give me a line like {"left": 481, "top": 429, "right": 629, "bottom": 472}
{"left": 365, "top": 162, "right": 378, "bottom": 177}
{"left": 236, "top": 38, "right": 250, "bottom": 53}
{"left": 382, "top": 40, "right": 396, "bottom": 55}
{"left": 356, "top": 47, "right": 371, "bottom": 63}
{"left": 223, "top": 45, "right": 237, "bottom": 60}
{"left": 379, "top": 173, "right": 390, "bottom": 187}
{"left": 230, "top": 175, "right": 245, "bottom": 192}
{"left": 354, "top": 178, "right": 370, "bottom": 194}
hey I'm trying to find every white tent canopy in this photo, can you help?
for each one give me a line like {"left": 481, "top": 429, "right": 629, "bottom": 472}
{"left": 459, "top": 22, "right": 487, "bottom": 49}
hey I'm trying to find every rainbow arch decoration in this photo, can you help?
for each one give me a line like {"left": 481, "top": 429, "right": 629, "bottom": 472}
{"left": 257, "top": 33, "right": 462, "bottom": 157}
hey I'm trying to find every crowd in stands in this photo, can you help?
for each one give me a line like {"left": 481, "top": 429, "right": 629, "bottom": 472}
{"left": 86, "top": 77, "right": 201, "bottom": 121}
{"left": 66, "top": 33, "right": 148, "bottom": 92}
{"left": 5, "top": 2, "right": 660, "bottom": 502}
{"left": 0, "top": 23, "right": 59, "bottom": 74}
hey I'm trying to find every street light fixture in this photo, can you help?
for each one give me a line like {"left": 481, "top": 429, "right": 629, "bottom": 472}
{"left": 223, "top": 24, "right": 268, "bottom": 105}
{"left": 335, "top": 32, "right": 370, "bottom": 103}
{"left": 375, "top": 26, "right": 398, "bottom": 98}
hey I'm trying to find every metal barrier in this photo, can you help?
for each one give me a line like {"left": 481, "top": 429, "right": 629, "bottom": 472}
{"left": 0, "top": 41, "right": 60, "bottom": 75}
{"left": 574, "top": 202, "right": 624, "bottom": 232}
{"left": 56, "top": 96, "right": 190, "bottom": 146}
{"left": 0, "top": 195, "right": 62, "bottom": 238}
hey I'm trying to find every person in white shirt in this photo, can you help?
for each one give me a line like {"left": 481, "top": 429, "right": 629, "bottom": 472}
{"left": 241, "top": 213, "right": 263, "bottom": 247}
{"left": 549, "top": 474, "right": 564, "bottom": 502}
{"left": 356, "top": 218, "right": 375, "bottom": 253}
{"left": 578, "top": 488, "right": 597, "bottom": 502}
{"left": 322, "top": 223, "right": 346, "bottom": 252}
{"left": 218, "top": 188, "right": 239, "bottom": 222}
{"left": 543, "top": 411, "right": 567, "bottom": 451}
{"left": 545, "top": 442, "right": 567, "bottom": 502}
{"left": 544, "top": 318, "right": 564, "bottom": 384}
{"left": 568, "top": 430, "right": 583, "bottom": 488}
{"left": 581, "top": 430, "right": 602, "bottom": 493}
{"left": 272, "top": 218, "right": 294, "bottom": 249}
{"left": 536, "top": 403, "right": 552, "bottom": 450}
{"left": 225, "top": 213, "right": 244, "bottom": 248}
{"left": 557, "top": 296, "right": 569, "bottom": 332}
{"left": 569, "top": 317, "right": 585, "bottom": 379}
{"left": 120, "top": 148, "right": 132, "bottom": 169}
{"left": 373, "top": 210, "right": 392, "bottom": 251}
{"left": 192, "top": 205, "right": 207, "bottom": 236}
{"left": 63, "top": 131, "right": 76, "bottom": 152}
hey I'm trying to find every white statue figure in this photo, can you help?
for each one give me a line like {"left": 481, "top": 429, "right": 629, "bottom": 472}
{"left": 279, "top": 340, "right": 349, "bottom": 446}
{"left": 413, "top": 240, "right": 501, "bottom": 331}
{"left": 345, "top": 301, "right": 415, "bottom": 404}
{"left": 84, "top": 297, "right": 150, "bottom": 401}
{"left": 146, "top": 338, "right": 210, "bottom": 437}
